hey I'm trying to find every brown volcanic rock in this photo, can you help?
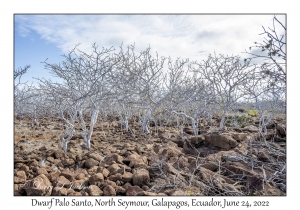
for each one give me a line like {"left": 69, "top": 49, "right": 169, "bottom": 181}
{"left": 47, "top": 170, "right": 61, "bottom": 182}
{"left": 107, "top": 163, "right": 121, "bottom": 175}
{"left": 60, "top": 168, "right": 75, "bottom": 181}
{"left": 126, "top": 185, "right": 144, "bottom": 196}
{"left": 103, "top": 154, "right": 124, "bottom": 165}
{"left": 89, "top": 173, "right": 104, "bottom": 185}
{"left": 88, "top": 152, "right": 104, "bottom": 162}
{"left": 108, "top": 173, "right": 123, "bottom": 182}
{"left": 24, "top": 174, "right": 52, "bottom": 196}
{"left": 14, "top": 117, "right": 286, "bottom": 196}
{"left": 86, "top": 185, "right": 103, "bottom": 196}
{"left": 127, "top": 153, "right": 148, "bottom": 168}
{"left": 116, "top": 186, "right": 127, "bottom": 195}
{"left": 190, "top": 135, "right": 205, "bottom": 147}
{"left": 231, "top": 133, "right": 248, "bottom": 142}
{"left": 53, "top": 176, "right": 71, "bottom": 188}
{"left": 122, "top": 172, "right": 133, "bottom": 183}
{"left": 61, "top": 158, "right": 75, "bottom": 167}
{"left": 276, "top": 124, "right": 286, "bottom": 137}
{"left": 37, "top": 167, "right": 48, "bottom": 175}
{"left": 103, "top": 185, "right": 116, "bottom": 196}
{"left": 14, "top": 170, "right": 27, "bottom": 184}
{"left": 204, "top": 133, "right": 238, "bottom": 150}
{"left": 85, "top": 158, "right": 99, "bottom": 169}
{"left": 51, "top": 187, "right": 68, "bottom": 196}
{"left": 97, "top": 167, "right": 110, "bottom": 177}
{"left": 160, "top": 142, "right": 183, "bottom": 158}
{"left": 132, "top": 168, "right": 150, "bottom": 187}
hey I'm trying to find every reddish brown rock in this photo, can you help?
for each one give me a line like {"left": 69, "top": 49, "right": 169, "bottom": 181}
{"left": 231, "top": 133, "right": 248, "bottom": 142}
{"left": 103, "top": 185, "right": 116, "bottom": 196}
{"left": 162, "top": 163, "right": 180, "bottom": 175}
{"left": 54, "top": 176, "right": 71, "bottom": 188}
{"left": 277, "top": 124, "right": 286, "bottom": 137}
{"left": 204, "top": 133, "right": 238, "bottom": 150}
{"left": 116, "top": 186, "right": 127, "bottom": 195}
{"left": 107, "top": 163, "right": 121, "bottom": 175}
{"left": 88, "top": 153, "right": 104, "bottom": 162}
{"left": 69, "top": 148, "right": 76, "bottom": 153}
{"left": 51, "top": 187, "right": 68, "bottom": 196}
{"left": 170, "top": 190, "right": 190, "bottom": 196}
{"left": 74, "top": 168, "right": 88, "bottom": 179}
{"left": 20, "top": 165, "right": 30, "bottom": 172}
{"left": 47, "top": 170, "right": 61, "bottom": 183}
{"left": 183, "top": 127, "right": 194, "bottom": 135}
{"left": 54, "top": 150, "right": 65, "bottom": 159}
{"left": 127, "top": 153, "right": 140, "bottom": 160}
{"left": 14, "top": 170, "right": 27, "bottom": 184}
{"left": 24, "top": 174, "right": 52, "bottom": 196}
{"left": 68, "top": 191, "right": 82, "bottom": 196}
{"left": 140, "top": 191, "right": 161, "bottom": 196}
{"left": 47, "top": 157, "right": 55, "bottom": 163}
{"left": 66, "top": 188, "right": 76, "bottom": 195}
{"left": 127, "top": 153, "right": 148, "bottom": 168}
{"left": 53, "top": 159, "right": 62, "bottom": 166}
{"left": 87, "top": 166, "right": 99, "bottom": 175}
{"left": 129, "top": 158, "right": 147, "bottom": 168}
{"left": 104, "top": 154, "right": 124, "bottom": 165}
{"left": 60, "top": 169, "right": 75, "bottom": 181}
{"left": 159, "top": 141, "right": 183, "bottom": 159}
{"left": 97, "top": 167, "right": 110, "bottom": 177}
{"left": 37, "top": 167, "right": 48, "bottom": 175}
{"left": 109, "top": 173, "right": 123, "bottom": 182}
{"left": 177, "top": 156, "right": 189, "bottom": 169}
{"left": 190, "top": 135, "right": 205, "bottom": 147}
{"left": 29, "top": 159, "right": 39, "bottom": 168}
{"left": 71, "top": 179, "right": 89, "bottom": 191}
{"left": 201, "top": 162, "right": 219, "bottom": 172}
{"left": 122, "top": 172, "right": 133, "bottom": 183}
{"left": 75, "top": 172, "right": 87, "bottom": 180}
{"left": 133, "top": 169, "right": 150, "bottom": 187}
{"left": 104, "top": 180, "right": 117, "bottom": 188}
{"left": 86, "top": 185, "right": 103, "bottom": 196}
{"left": 89, "top": 173, "right": 104, "bottom": 185}
{"left": 85, "top": 158, "right": 99, "bottom": 169}
{"left": 126, "top": 186, "right": 143, "bottom": 196}
{"left": 14, "top": 184, "right": 24, "bottom": 195}
{"left": 123, "top": 182, "right": 132, "bottom": 190}
{"left": 61, "top": 158, "right": 75, "bottom": 167}
{"left": 242, "top": 125, "right": 259, "bottom": 132}
{"left": 246, "top": 176, "right": 264, "bottom": 194}
{"left": 142, "top": 185, "right": 149, "bottom": 191}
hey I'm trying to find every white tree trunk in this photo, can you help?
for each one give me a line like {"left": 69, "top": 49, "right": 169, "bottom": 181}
{"left": 141, "top": 119, "right": 150, "bottom": 133}
{"left": 122, "top": 115, "right": 129, "bottom": 131}
{"left": 191, "top": 119, "right": 198, "bottom": 136}
{"left": 63, "top": 141, "right": 68, "bottom": 153}
{"left": 79, "top": 108, "right": 99, "bottom": 149}
{"left": 219, "top": 109, "right": 228, "bottom": 130}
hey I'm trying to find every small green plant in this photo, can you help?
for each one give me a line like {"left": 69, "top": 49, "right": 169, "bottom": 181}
{"left": 225, "top": 115, "right": 252, "bottom": 127}
{"left": 187, "top": 189, "right": 194, "bottom": 196}
{"left": 247, "top": 109, "right": 259, "bottom": 117}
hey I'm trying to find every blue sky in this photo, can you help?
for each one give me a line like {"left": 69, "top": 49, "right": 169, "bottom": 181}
{"left": 14, "top": 14, "right": 286, "bottom": 84}
{"left": 14, "top": 27, "right": 64, "bottom": 82}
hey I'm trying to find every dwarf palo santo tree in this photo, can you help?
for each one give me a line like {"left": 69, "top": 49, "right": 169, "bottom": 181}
{"left": 192, "top": 53, "right": 256, "bottom": 130}
{"left": 39, "top": 43, "right": 120, "bottom": 151}
{"left": 244, "top": 15, "right": 286, "bottom": 93}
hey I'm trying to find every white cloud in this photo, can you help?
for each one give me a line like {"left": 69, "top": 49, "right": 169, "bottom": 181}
{"left": 15, "top": 14, "right": 286, "bottom": 62}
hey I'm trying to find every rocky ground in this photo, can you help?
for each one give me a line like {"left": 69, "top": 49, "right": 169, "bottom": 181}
{"left": 14, "top": 115, "right": 286, "bottom": 196}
